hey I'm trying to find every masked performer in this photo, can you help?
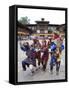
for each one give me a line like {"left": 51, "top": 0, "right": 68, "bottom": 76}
{"left": 50, "top": 46, "right": 62, "bottom": 75}
{"left": 20, "top": 42, "right": 36, "bottom": 73}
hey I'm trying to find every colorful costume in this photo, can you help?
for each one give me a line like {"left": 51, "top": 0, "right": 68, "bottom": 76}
{"left": 20, "top": 44, "right": 36, "bottom": 71}
{"left": 32, "top": 39, "right": 41, "bottom": 67}
{"left": 41, "top": 47, "right": 49, "bottom": 71}
{"left": 50, "top": 55, "right": 57, "bottom": 66}
{"left": 50, "top": 42, "right": 57, "bottom": 52}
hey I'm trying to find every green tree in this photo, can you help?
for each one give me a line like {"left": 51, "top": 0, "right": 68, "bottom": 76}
{"left": 19, "top": 16, "right": 30, "bottom": 24}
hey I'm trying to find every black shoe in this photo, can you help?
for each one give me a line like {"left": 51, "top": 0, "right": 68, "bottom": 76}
{"left": 31, "top": 70, "right": 35, "bottom": 73}
{"left": 43, "top": 67, "right": 46, "bottom": 71}
{"left": 43, "top": 65, "right": 46, "bottom": 71}
{"left": 23, "top": 68, "right": 26, "bottom": 71}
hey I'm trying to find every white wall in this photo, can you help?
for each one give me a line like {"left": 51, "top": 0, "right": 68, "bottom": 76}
{"left": 0, "top": 0, "right": 69, "bottom": 89}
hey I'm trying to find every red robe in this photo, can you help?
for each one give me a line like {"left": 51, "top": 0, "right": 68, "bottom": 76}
{"left": 42, "top": 47, "right": 49, "bottom": 61}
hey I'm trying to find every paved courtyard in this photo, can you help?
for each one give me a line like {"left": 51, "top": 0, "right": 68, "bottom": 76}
{"left": 18, "top": 39, "right": 65, "bottom": 82}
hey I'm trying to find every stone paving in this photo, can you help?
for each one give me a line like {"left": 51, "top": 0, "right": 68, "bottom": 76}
{"left": 18, "top": 39, "right": 65, "bottom": 82}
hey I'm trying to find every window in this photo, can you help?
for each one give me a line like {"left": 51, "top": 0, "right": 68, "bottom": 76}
{"left": 37, "top": 30, "right": 40, "bottom": 33}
